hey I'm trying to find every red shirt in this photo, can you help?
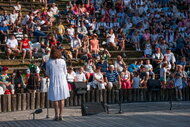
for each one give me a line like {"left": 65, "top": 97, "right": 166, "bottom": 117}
{"left": 21, "top": 39, "right": 30, "bottom": 49}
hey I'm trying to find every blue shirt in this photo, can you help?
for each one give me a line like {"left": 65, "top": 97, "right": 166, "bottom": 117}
{"left": 105, "top": 70, "right": 118, "bottom": 82}
{"left": 96, "top": 61, "right": 108, "bottom": 73}
{"left": 128, "top": 64, "right": 137, "bottom": 72}
{"left": 0, "top": 26, "right": 8, "bottom": 31}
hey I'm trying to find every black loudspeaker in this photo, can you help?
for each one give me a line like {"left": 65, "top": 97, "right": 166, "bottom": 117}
{"left": 147, "top": 79, "right": 161, "bottom": 91}
{"left": 73, "top": 82, "right": 87, "bottom": 95}
{"left": 81, "top": 102, "right": 108, "bottom": 116}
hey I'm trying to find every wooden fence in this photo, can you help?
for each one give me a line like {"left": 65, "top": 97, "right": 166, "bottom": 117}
{"left": 0, "top": 88, "right": 190, "bottom": 113}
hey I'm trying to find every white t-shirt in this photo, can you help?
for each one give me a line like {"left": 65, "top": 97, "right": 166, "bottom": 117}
{"left": 67, "top": 28, "right": 75, "bottom": 37}
{"left": 93, "top": 72, "right": 103, "bottom": 84}
{"left": 107, "top": 33, "right": 115, "bottom": 43}
{"left": 6, "top": 39, "right": 18, "bottom": 48}
{"left": 71, "top": 38, "right": 81, "bottom": 49}
{"left": 67, "top": 71, "right": 76, "bottom": 82}
{"left": 26, "top": 66, "right": 40, "bottom": 74}
{"left": 132, "top": 77, "right": 140, "bottom": 88}
{"left": 164, "top": 53, "right": 176, "bottom": 63}
{"left": 10, "top": 13, "right": 18, "bottom": 24}
{"left": 14, "top": 5, "right": 21, "bottom": 11}
{"left": 144, "top": 64, "right": 153, "bottom": 72}
{"left": 42, "top": 54, "right": 50, "bottom": 63}
{"left": 51, "top": 7, "right": 58, "bottom": 15}
{"left": 76, "top": 72, "right": 86, "bottom": 82}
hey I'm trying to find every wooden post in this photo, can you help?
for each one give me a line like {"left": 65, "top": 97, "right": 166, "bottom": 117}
{"left": 73, "top": 94, "right": 78, "bottom": 106}
{"left": 7, "top": 95, "right": 11, "bottom": 112}
{"left": 35, "top": 92, "right": 40, "bottom": 109}
{"left": 123, "top": 89, "right": 127, "bottom": 102}
{"left": 136, "top": 88, "right": 140, "bottom": 102}
{"left": 0, "top": 95, "right": 1, "bottom": 113}
{"left": 86, "top": 90, "right": 90, "bottom": 103}
{"left": 148, "top": 91, "right": 152, "bottom": 102}
{"left": 21, "top": 93, "right": 26, "bottom": 111}
{"left": 91, "top": 89, "right": 95, "bottom": 102}
{"left": 77, "top": 95, "right": 81, "bottom": 106}
{"left": 103, "top": 89, "right": 107, "bottom": 103}
{"left": 95, "top": 89, "right": 100, "bottom": 103}
{"left": 40, "top": 92, "right": 45, "bottom": 108}
{"left": 111, "top": 89, "right": 115, "bottom": 104}
{"left": 17, "top": 94, "right": 22, "bottom": 111}
{"left": 99, "top": 90, "right": 103, "bottom": 102}
{"left": 128, "top": 89, "right": 132, "bottom": 102}
{"left": 186, "top": 87, "right": 190, "bottom": 101}
{"left": 11, "top": 94, "right": 17, "bottom": 112}
{"left": 107, "top": 90, "right": 111, "bottom": 104}
{"left": 160, "top": 89, "right": 164, "bottom": 101}
{"left": 26, "top": 93, "right": 30, "bottom": 110}
{"left": 69, "top": 91, "right": 73, "bottom": 106}
{"left": 140, "top": 88, "right": 144, "bottom": 102}
{"left": 30, "top": 92, "right": 35, "bottom": 110}
{"left": 182, "top": 88, "right": 186, "bottom": 100}
{"left": 65, "top": 98, "right": 69, "bottom": 107}
{"left": 2, "top": 95, "right": 7, "bottom": 112}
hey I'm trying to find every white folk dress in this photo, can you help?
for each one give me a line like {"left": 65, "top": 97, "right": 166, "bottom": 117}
{"left": 46, "top": 58, "right": 70, "bottom": 101}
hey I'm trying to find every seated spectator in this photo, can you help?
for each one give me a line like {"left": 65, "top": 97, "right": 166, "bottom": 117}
{"left": 159, "top": 39, "right": 168, "bottom": 54}
{"left": 49, "top": 35, "right": 58, "bottom": 48}
{"left": 66, "top": 67, "right": 76, "bottom": 91}
{"left": 116, "top": 28, "right": 125, "bottom": 51}
{"left": 131, "top": 72, "right": 140, "bottom": 88}
{"left": 96, "top": 58, "right": 109, "bottom": 75}
{"left": 120, "top": 65, "right": 131, "bottom": 89}
{"left": 77, "top": 22, "right": 88, "bottom": 39}
{"left": 84, "top": 58, "right": 96, "bottom": 81}
{"left": 90, "top": 34, "right": 99, "bottom": 54}
{"left": 41, "top": 48, "right": 50, "bottom": 71}
{"left": 114, "top": 55, "right": 126, "bottom": 74}
{"left": 0, "top": 22, "right": 9, "bottom": 43}
{"left": 51, "top": 3, "right": 59, "bottom": 16}
{"left": 131, "top": 31, "right": 141, "bottom": 51}
{"left": 100, "top": 49, "right": 111, "bottom": 61}
{"left": 67, "top": 24, "right": 75, "bottom": 40}
{"left": 20, "top": 34, "right": 32, "bottom": 63}
{"left": 13, "top": 1, "right": 21, "bottom": 12}
{"left": 144, "top": 59, "right": 155, "bottom": 79}
{"left": 6, "top": 34, "right": 20, "bottom": 60}
{"left": 75, "top": 67, "right": 87, "bottom": 82}
{"left": 144, "top": 40, "right": 152, "bottom": 58}
{"left": 71, "top": 33, "right": 82, "bottom": 59}
{"left": 12, "top": 70, "right": 25, "bottom": 93}
{"left": 176, "top": 57, "right": 186, "bottom": 70}
{"left": 56, "top": 21, "right": 65, "bottom": 41}
{"left": 139, "top": 65, "right": 148, "bottom": 88}
{"left": 0, "top": 66, "right": 14, "bottom": 94}
{"left": 128, "top": 61, "right": 137, "bottom": 73}
{"left": 89, "top": 66, "right": 106, "bottom": 90}
{"left": 106, "top": 29, "right": 117, "bottom": 50}
{"left": 105, "top": 65, "right": 121, "bottom": 90}
{"left": 164, "top": 48, "right": 176, "bottom": 70}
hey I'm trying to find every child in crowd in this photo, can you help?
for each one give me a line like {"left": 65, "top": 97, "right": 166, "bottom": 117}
{"left": 174, "top": 73, "right": 183, "bottom": 100}
{"left": 131, "top": 72, "right": 140, "bottom": 88}
{"left": 167, "top": 73, "right": 175, "bottom": 88}
{"left": 160, "top": 63, "right": 168, "bottom": 88}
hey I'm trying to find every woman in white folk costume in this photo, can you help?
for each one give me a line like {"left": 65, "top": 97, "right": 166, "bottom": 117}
{"left": 46, "top": 48, "right": 70, "bottom": 121}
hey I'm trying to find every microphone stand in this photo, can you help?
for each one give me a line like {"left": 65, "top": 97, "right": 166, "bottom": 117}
{"left": 46, "top": 78, "right": 49, "bottom": 118}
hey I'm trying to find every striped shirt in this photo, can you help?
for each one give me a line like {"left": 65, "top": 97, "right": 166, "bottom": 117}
{"left": 105, "top": 70, "right": 119, "bottom": 82}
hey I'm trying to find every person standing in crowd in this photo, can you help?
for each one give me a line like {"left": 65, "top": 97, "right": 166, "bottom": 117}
{"left": 120, "top": 65, "right": 131, "bottom": 89}
{"left": 174, "top": 73, "right": 183, "bottom": 101}
{"left": 160, "top": 63, "right": 168, "bottom": 88}
{"left": 66, "top": 66, "right": 76, "bottom": 91}
{"left": 46, "top": 48, "right": 70, "bottom": 121}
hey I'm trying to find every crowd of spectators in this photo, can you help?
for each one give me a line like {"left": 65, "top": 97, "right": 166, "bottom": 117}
{"left": 0, "top": 0, "right": 190, "bottom": 100}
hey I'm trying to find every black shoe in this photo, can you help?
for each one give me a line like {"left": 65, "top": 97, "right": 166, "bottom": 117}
{"left": 53, "top": 116, "right": 59, "bottom": 121}
{"left": 59, "top": 116, "right": 63, "bottom": 121}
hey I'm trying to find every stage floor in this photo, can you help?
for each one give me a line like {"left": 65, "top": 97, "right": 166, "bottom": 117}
{"left": 0, "top": 102, "right": 190, "bottom": 127}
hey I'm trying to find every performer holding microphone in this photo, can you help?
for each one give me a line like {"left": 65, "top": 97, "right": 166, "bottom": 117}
{"left": 46, "top": 48, "right": 70, "bottom": 121}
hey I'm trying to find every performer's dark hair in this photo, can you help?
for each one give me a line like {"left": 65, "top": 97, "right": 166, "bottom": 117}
{"left": 50, "top": 48, "right": 62, "bottom": 59}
